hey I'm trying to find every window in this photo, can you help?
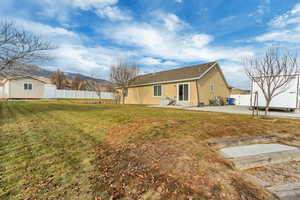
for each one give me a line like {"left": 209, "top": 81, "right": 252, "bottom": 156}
{"left": 209, "top": 84, "right": 215, "bottom": 93}
{"left": 153, "top": 85, "right": 162, "bottom": 97}
{"left": 178, "top": 83, "right": 189, "bottom": 101}
{"left": 24, "top": 83, "right": 32, "bottom": 90}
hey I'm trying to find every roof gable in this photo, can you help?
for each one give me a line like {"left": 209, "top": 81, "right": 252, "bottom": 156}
{"left": 213, "top": 63, "right": 230, "bottom": 89}
{"left": 130, "top": 62, "right": 217, "bottom": 86}
{"left": 3, "top": 75, "right": 48, "bottom": 84}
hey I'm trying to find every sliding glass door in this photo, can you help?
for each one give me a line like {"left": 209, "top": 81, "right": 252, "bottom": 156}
{"left": 178, "top": 83, "right": 189, "bottom": 101}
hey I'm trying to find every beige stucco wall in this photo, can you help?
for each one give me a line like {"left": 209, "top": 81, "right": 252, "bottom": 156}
{"left": 8, "top": 78, "right": 45, "bottom": 99}
{"left": 197, "top": 66, "right": 230, "bottom": 105}
{"left": 122, "top": 80, "right": 198, "bottom": 106}
{"left": 121, "top": 65, "right": 230, "bottom": 106}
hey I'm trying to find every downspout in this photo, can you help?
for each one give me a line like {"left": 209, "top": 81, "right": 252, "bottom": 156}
{"left": 195, "top": 79, "right": 200, "bottom": 106}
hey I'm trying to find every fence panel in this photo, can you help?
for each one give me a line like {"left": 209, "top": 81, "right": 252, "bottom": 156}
{"left": 100, "top": 92, "right": 115, "bottom": 99}
{"left": 0, "top": 86, "right": 4, "bottom": 98}
{"left": 230, "top": 94, "right": 251, "bottom": 106}
{"left": 44, "top": 86, "right": 114, "bottom": 99}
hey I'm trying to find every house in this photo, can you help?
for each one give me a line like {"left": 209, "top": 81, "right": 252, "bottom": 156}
{"left": 121, "top": 62, "right": 231, "bottom": 106}
{"left": 0, "top": 74, "right": 115, "bottom": 100}
{"left": 230, "top": 87, "right": 250, "bottom": 95}
{"left": 0, "top": 75, "right": 49, "bottom": 99}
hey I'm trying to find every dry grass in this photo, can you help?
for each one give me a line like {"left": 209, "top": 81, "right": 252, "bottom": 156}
{"left": 1, "top": 101, "right": 300, "bottom": 199}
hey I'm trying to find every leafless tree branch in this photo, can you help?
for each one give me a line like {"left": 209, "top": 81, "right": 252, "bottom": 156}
{"left": 243, "top": 47, "right": 298, "bottom": 115}
{"left": 0, "top": 20, "right": 56, "bottom": 71}
{"left": 110, "top": 59, "right": 140, "bottom": 104}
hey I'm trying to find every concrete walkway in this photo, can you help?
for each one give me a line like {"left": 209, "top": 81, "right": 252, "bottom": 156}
{"left": 217, "top": 141, "right": 300, "bottom": 199}
{"left": 220, "top": 144, "right": 298, "bottom": 158}
{"left": 149, "top": 105, "right": 300, "bottom": 119}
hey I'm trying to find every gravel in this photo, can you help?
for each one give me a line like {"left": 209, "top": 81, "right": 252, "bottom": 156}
{"left": 246, "top": 161, "right": 300, "bottom": 186}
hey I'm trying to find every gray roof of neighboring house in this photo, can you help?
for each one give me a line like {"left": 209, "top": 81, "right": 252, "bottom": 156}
{"left": 130, "top": 62, "right": 217, "bottom": 86}
{"left": 0, "top": 72, "right": 50, "bottom": 84}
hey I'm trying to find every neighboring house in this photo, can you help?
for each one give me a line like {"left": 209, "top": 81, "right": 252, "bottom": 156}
{"left": 0, "top": 75, "right": 49, "bottom": 99}
{"left": 121, "top": 62, "right": 231, "bottom": 106}
{"left": 230, "top": 87, "right": 250, "bottom": 95}
{"left": 0, "top": 74, "right": 115, "bottom": 100}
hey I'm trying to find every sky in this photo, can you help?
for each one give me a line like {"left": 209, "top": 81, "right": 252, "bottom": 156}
{"left": 1, "top": 0, "right": 300, "bottom": 89}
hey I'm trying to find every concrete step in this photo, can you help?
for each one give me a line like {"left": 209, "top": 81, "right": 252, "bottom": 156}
{"left": 268, "top": 182, "right": 300, "bottom": 200}
{"left": 208, "top": 135, "right": 279, "bottom": 148}
{"left": 231, "top": 149, "right": 300, "bottom": 170}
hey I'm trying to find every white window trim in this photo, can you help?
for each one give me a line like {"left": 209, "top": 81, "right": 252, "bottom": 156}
{"left": 153, "top": 84, "right": 163, "bottom": 97}
{"left": 177, "top": 82, "right": 190, "bottom": 102}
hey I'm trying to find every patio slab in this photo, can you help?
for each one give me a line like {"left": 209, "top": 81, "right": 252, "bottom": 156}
{"left": 221, "top": 144, "right": 298, "bottom": 159}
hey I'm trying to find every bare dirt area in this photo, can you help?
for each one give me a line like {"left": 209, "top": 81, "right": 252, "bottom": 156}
{"left": 91, "top": 139, "right": 270, "bottom": 200}
{"left": 246, "top": 161, "right": 300, "bottom": 186}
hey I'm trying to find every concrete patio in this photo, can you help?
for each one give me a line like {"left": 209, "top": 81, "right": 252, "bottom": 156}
{"left": 149, "top": 105, "right": 300, "bottom": 119}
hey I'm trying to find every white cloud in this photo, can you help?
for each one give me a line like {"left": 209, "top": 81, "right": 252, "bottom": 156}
{"left": 99, "top": 13, "right": 254, "bottom": 88}
{"left": 219, "top": 61, "right": 250, "bottom": 89}
{"left": 52, "top": 45, "right": 112, "bottom": 75}
{"left": 95, "top": 6, "right": 131, "bottom": 21}
{"left": 11, "top": 19, "right": 132, "bottom": 79}
{"left": 162, "top": 13, "right": 187, "bottom": 31}
{"left": 255, "top": 30, "right": 300, "bottom": 42}
{"left": 257, "top": 0, "right": 271, "bottom": 15}
{"left": 255, "top": 3, "right": 300, "bottom": 43}
{"left": 61, "top": 0, "right": 132, "bottom": 22}
{"left": 139, "top": 57, "right": 178, "bottom": 66}
{"left": 102, "top": 21, "right": 253, "bottom": 63}
{"left": 269, "top": 3, "right": 300, "bottom": 28}
{"left": 36, "top": 0, "right": 130, "bottom": 22}
{"left": 15, "top": 19, "right": 78, "bottom": 39}
{"left": 63, "top": 0, "right": 118, "bottom": 10}
{"left": 248, "top": 0, "right": 271, "bottom": 23}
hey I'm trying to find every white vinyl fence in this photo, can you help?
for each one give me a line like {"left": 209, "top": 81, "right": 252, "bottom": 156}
{"left": 230, "top": 94, "right": 251, "bottom": 106}
{"left": 44, "top": 85, "right": 114, "bottom": 99}
{"left": 0, "top": 86, "right": 4, "bottom": 98}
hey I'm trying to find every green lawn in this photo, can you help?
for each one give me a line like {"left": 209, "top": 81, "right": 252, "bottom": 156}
{"left": 1, "top": 101, "right": 300, "bottom": 199}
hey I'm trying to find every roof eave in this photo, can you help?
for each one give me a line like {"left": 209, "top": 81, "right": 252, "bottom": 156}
{"left": 128, "top": 62, "right": 218, "bottom": 87}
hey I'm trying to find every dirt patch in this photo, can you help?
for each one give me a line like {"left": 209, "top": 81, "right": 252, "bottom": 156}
{"left": 90, "top": 139, "right": 270, "bottom": 200}
{"left": 231, "top": 176, "right": 270, "bottom": 200}
{"left": 246, "top": 161, "right": 300, "bottom": 186}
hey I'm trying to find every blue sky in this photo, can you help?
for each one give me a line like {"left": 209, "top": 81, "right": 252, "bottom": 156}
{"left": 1, "top": 0, "right": 300, "bottom": 89}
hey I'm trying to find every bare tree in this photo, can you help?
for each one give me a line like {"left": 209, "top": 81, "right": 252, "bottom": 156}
{"left": 0, "top": 21, "right": 56, "bottom": 71}
{"left": 243, "top": 48, "right": 298, "bottom": 115}
{"left": 50, "top": 69, "right": 67, "bottom": 89}
{"left": 110, "top": 59, "right": 139, "bottom": 104}
{"left": 71, "top": 74, "right": 82, "bottom": 90}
